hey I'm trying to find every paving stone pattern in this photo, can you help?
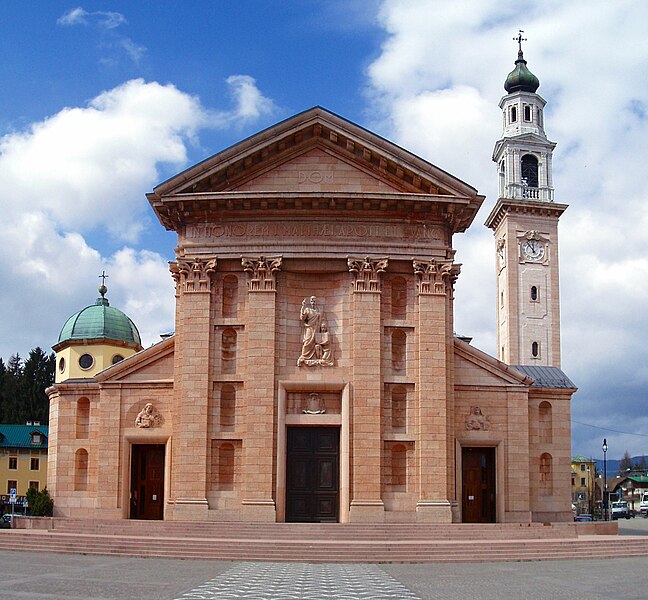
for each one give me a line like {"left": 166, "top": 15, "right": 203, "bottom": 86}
{"left": 175, "top": 562, "right": 422, "bottom": 600}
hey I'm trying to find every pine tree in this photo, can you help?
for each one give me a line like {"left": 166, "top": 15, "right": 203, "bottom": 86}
{"left": 0, "top": 358, "right": 6, "bottom": 421}
{"left": 2, "top": 354, "right": 24, "bottom": 423}
{"left": 21, "top": 347, "right": 54, "bottom": 424}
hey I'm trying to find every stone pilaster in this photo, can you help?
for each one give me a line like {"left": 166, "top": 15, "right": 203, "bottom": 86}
{"left": 168, "top": 257, "right": 217, "bottom": 519}
{"left": 95, "top": 386, "right": 123, "bottom": 518}
{"left": 413, "top": 258, "right": 459, "bottom": 522}
{"left": 347, "top": 257, "right": 387, "bottom": 521}
{"left": 241, "top": 256, "right": 282, "bottom": 520}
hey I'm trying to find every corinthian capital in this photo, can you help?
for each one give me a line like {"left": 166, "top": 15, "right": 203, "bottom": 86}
{"left": 242, "top": 256, "right": 282, "bottom": 292}
{"left": 347, "top": 256, "right": 388, "bottom": 292}
{"left": 169, "top": 257, "right": 217, "bottom": 293}
{"left": 413, "top": 259, "right": 460, "bottom": 296}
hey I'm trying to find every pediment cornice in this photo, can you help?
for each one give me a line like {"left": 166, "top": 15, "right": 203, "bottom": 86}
{"left": 148, "top": 107, "right": 484, "bottom": 234}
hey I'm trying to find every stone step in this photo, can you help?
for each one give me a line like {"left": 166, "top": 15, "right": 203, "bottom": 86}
{"left": 5, "top": 528, "right": 648, "bottom": 563}
{"left": 46, "top": 518, "right": 578, "bottom": 540}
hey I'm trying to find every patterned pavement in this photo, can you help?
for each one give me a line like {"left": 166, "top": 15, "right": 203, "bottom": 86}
{"left": 175, "top": 562, "right": 422, "bottom": 600}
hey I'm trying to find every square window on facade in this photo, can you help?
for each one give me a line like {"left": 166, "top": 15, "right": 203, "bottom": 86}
{"left": 29, "top": 481, "right": 39, "bottom": 492}
{"left": 7, "top": 480, "right": 17, "bottom": 494}
{"left": 580, "top": 477, "right": 586, "bottom": 486}
{"left": 9, "top": 456, "right": 17, "bottom": 470}
{"left": 30, "top": 457, "right": 40, "bottom": 471}
{"left": 580, "top": 464, "right": 586, "bottom": 471}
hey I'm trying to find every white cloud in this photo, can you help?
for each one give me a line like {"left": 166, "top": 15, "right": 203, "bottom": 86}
{"left": 367, "top": 0, "right": 648, "bottom": 458}
{"left": 57, "top": 7, "right": 127, "bottom": 29}
{"left": 0, "top": 76, "right": 275, "bottom": 361}
{"left": 224, "top": 75, "right": 277, "bottom": 122}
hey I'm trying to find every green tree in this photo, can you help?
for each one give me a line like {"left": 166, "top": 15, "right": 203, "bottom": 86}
{"left": 21, "top": 347, "right": 54, "bottom": 424}
{"left": 26, "top": 486, "right": 54, "bottom": 517}
{"left": 2, "top": 354, "right": 24, "bottom": 423}
{"left": 0, "top": 357, "right": 6, "bottom": 421}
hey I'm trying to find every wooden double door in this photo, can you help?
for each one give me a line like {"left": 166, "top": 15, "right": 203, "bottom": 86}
{"left": 286, "top": 427, "right": 340, "bottom": 522}
{"left": 130, "top": 444, "right": 165, "bottom": 520}
{"left": 462, "top": 447, "right": 496, "bottom": 523}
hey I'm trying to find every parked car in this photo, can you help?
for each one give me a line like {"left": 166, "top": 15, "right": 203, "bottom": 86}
{"left": 574, "top": 514, "right": 593, "bottom": 522}
{"left": 640, "top": 491, "right": 648, "bottom": 517}
{"left": 611, "top": 500, "right": 631, "bottom": 520}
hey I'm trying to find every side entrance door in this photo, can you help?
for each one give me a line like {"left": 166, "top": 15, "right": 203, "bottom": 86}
{"left": 130, "top": 444, "right": 165, "bottom": 520}
{"left": 286, "top": 427, "right": 339, "bottom": 522}
{"left": 462, "top": 446, "right": 496, "bottom": 523}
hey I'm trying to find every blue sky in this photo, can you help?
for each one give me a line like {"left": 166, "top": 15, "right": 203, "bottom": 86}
{"left": 1, "top": 1, "right": 648, "bottom": 461}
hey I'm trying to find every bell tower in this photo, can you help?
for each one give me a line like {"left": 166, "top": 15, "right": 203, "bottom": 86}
{"left": 485, "top": 33, "right": 568, "bottom": 368}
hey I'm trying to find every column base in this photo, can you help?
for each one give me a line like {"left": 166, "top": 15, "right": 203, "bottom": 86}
{"left": 416, "top": 500, "right": 453, "bottom": 523}
{"left": 349, "top": 499, "right": 385, "bottom": 522}
{"left": 241, "top": 499, "right": 277, "bottom": 522}
{"left": 168, "top": 498, "right": 209, "bottom": 521}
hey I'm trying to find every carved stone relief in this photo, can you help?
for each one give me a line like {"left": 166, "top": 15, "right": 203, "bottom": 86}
{"left": 465, "top": 406, "right": 491, "bottom": 431}
{"left": 297, "top": 296, "right": 333, "bottom": 367}
{"left": 302, "top": 392, "right": 326, "bottom": 414}
{"left": 135, "top": 403, "right": 162, "bottom": 428}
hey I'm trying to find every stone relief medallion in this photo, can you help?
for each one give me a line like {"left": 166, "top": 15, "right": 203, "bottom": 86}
{"left": 465, "top": 406, "right": 491, "bottom": 431}
{"left": 135, "top": 403, "right": 163, "bottom": 428}
{"left": 303, "top": 392, "right": 326, "bottom": 414}
{"left": 297, "top": 296, "right": 334, "bottom": 367}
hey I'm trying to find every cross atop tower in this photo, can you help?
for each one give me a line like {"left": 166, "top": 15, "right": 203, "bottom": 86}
{"left": 99, "top": 271, "right": 109, "bottom": 285}
{"left": 514, "top": 30, "right": 527, "bottom": 53}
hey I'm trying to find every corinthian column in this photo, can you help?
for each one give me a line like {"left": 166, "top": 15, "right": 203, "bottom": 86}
{"left": 347, "top": 256, "right": 387, "bottom": 521}
{"left": 241, "top": 256, "right": 282, "bottom": 520}
{"left": 413, "top": 258, "right": 459, "bottom": 522}
{"left": 168, "top": 257, "right": 217, "bottom": 520}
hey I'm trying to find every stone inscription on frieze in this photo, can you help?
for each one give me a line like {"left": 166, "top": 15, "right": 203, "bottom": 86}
{"left": 185, "top": 221, "right": 444, "bottom": 243}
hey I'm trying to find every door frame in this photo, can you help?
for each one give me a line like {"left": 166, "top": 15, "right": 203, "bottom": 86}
{"left": 129, "top": 443, "right": 166, "bottom": 520}
{"left": 277, "top": 381, "right": 350, "bottom": 523}
{"left": 285, "top": 426, "right": 340, "bottom": 522}
{"left": 124, "top": 435, "right": 170, "bottom": 520}
{"left": 456, "top": 439, "right": 505, "bottom": 523}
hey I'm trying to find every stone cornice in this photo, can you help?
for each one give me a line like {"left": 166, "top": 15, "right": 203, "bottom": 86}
{"left": 484, "top": 197, "right": 568, "bottom": 230}
{"left": 149, "top": 191, "right": 481, "bottom": 234}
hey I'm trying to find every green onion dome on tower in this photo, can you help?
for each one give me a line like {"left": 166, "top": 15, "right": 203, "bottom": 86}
{"left": 504, "top": 48, "right": 540, "bottom": 94}
{"left": 56, "top": 284, "right": 142, "bottom": 349}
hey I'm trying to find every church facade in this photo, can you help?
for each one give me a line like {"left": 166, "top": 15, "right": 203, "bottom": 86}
{"left": 47, "top": 49, "right": 575, "bottom": 524}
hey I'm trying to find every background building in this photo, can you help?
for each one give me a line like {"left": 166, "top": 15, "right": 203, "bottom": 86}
{"left": 0, "top": 423, "right": 48, "bottom": 515}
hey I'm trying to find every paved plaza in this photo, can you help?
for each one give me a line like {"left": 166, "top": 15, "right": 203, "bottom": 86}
{"left": 2, "top": 520, "right": 647, "bottom": 600}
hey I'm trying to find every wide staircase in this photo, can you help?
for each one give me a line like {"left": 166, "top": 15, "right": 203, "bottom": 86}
{"left": 6, "top": 519, "right": 648, "bottom": 563}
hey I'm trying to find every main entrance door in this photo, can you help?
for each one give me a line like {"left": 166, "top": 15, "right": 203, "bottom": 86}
{"left": 130, "top": 444, "right": 165, "bottom": 520}
{"left": 462, "top": 447, "right": 496, "bottom": 523}
{"left": 286, "top": 427, "right": 339, "bottom": 522}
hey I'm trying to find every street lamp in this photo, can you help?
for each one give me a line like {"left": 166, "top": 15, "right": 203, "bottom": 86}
{"left": 602, "top": 438, "right": 608, "bottom": 521}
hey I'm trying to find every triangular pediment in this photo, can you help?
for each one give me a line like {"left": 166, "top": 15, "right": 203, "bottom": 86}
{"left": 454, "top": 338, "right": 532, "bottom": 387}
{"left": 94, "top": 336, "right": 174, "bottom": 383}
{"left": 234, "top": 146, "right": 401, "bottom": 194}
{"left": 148, "top": 107, "right": 484, "bottom": 233}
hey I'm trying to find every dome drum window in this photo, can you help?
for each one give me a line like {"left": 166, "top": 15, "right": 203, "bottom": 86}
{"left": 79, "top": 353, "right": 94, "bottom": 370}
{"left": 58, "top": 357, "right": 66, "bottom": 373}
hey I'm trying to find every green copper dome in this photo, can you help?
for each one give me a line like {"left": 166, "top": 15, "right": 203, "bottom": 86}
{"left": 504, "top": 50, "right": 540, "bottom": 93}
{"left": 57, "top": 288, "right": 141, "bottom": 348}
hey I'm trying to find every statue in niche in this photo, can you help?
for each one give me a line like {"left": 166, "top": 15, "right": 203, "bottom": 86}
{"left": 465, "top": 406, "right": 490, "bottom": 431}
{"left": 303, "top": 392, "right": 326, "bottom": 414}
{"left": 297, "top": 296, "right": 333, "bottom": 367}
{"left": 136, "top": 403, "right": 162, "bottom": 428}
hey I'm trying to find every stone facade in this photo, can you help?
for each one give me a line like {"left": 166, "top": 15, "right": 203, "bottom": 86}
{"left": 47, "top": 107, "right": 576, "bottom": 523}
